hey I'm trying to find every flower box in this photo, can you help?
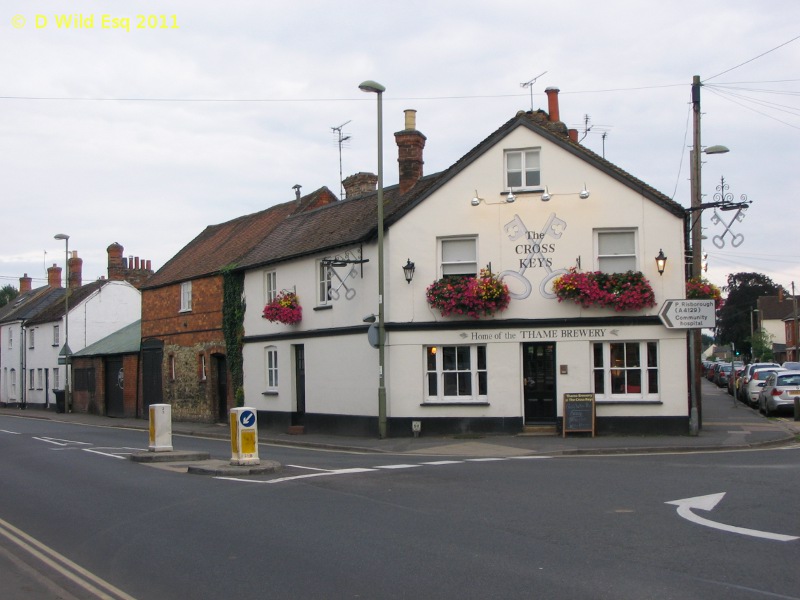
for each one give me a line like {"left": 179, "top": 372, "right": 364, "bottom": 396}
{"left": 552, "top": 269, "right": 656, "bottom": 312}
{"left": 686, "top": 276, "right": 722, "bottom": 309}
{"left": 426, "top": 269, "right": 510, "bottom": 319}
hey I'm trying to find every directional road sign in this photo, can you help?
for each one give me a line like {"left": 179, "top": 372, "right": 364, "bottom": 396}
{"left": 658, "top": 299, "right": 716, "bottom": 329}
{"left": 240, "top": 409, "right": 256, "bottom": 428}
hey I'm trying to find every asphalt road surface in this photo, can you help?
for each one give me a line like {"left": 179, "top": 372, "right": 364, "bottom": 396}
{"left": 1, "top": 415, "right": 798, "bottom": 599}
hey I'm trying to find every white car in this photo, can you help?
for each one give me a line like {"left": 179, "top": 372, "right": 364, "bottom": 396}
{"left": 745, "top": 367, "right": 786, "bottom": 406}
{"left": 738, "top": 362, "right": 780, "bottom": 403}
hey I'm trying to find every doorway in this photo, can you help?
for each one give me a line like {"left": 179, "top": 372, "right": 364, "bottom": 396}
{"left": 293, "top": 345, "right": 305, "bottom": 426}
{"left": 522, "top": 342, "right": 557, "bottom": 423}
{"left": 106, "top": 357, "right": 125, "bottom": 417}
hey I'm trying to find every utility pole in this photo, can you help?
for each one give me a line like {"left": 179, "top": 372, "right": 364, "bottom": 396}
{"left": 688, "top": 75, "right": 703, "bottom": 435}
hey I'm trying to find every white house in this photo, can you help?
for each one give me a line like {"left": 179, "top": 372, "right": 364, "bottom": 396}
{"left": 1, "top": 259, "right": 142, "bottom": 409}
{"left": 236, "top": 88, "right": 689, "bottom": 436}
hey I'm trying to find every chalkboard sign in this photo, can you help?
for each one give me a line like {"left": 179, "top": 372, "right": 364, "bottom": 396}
{"left": 563, "top": 393, "right": 595, "bottom": 437}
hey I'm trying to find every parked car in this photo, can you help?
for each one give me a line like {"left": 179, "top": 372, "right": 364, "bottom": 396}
{"left": 715, "top": 363, "right": 734, "bottom": 387}
{"left": 781, "top": 361, "right": 800, "bottom": 371}
{"left": 744, "top": 367, "right": 786, "bottom": 406}
{"left": 728, "top": 366, "right": 745, "bottom": 396}
{"left": 738, "top": 362, "right": 781, "bottom": 403}
{"left": 707, "top": 363, "right": 721, "bottom": 382}
{"left": 758, "top": 370, "right": 800, "bottom": 416}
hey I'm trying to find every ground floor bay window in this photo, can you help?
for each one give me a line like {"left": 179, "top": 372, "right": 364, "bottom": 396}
{"left": 593, "top": 341, "right": 659, "bottom": 398}
{"left": 425, "top": 345, "right": 487, "bottom": 403}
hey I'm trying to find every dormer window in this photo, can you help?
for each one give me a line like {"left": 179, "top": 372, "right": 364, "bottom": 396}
{"left": 505, "top": 149, "right": 540, "bottom": 189}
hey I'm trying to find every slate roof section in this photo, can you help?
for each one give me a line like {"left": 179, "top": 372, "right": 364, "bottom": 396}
{"left": 142, "top": 187, "right": 338, "bottom": 290}
{"left": 73, "top": 320, "right": 141, "bottom": 357}
{"left": 0, "top": 286, "right": 65, "bottom": 324}
{"left": 759, "top": 295, "right": 800, "bottom": 321}
{"left": 236, "top": 110, "right": 684, "bottom": 271}
{"left": 25, "top": 280, "right": 108, "bottom": 326}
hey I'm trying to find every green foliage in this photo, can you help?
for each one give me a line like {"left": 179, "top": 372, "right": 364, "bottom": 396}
{"left": 717, "top": 272, "right": 783, "bottom": 353}
{"left": 221, "top": 266, "right": 245, "bottom": 402}
{"left": 0, "top": 285, "right": 19, "bottom": 308}
{"left": 750, "top": 328, "right": 774, "bottom": 362}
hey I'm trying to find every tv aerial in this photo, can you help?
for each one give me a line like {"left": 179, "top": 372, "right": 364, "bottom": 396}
{"left": 520, "top": 71, "right": 548, "bottom": 112}
{"left": 331, "top": 120, "right": 352, "bottom": 199}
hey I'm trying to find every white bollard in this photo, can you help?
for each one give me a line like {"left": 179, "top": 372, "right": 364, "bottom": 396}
{"left": 148, "top": 404, "right": 173, "bottom": 452}
{"left": 230, "top": 407, "right": 260, "bottom": 466}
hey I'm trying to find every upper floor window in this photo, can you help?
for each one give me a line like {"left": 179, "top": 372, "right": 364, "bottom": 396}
{"left": 7, "top": 332, "right": 11, "bottom": 350}
{"left": 596, "top": 230, "right": 637, "bottom": 273}
{"left": 180, "top": 281, "right": 192, "bottom": 312}
{"left": 264, "top": 270, "right": 277, "bottom": 304}
{"left": 505, "top": 149, "right": 541, "bottom": 190}
{"left": 440, "top": 237, "right": 478, "bottom": 277}
{"left": 53, "top": 325, "right": 59, "bottom": 346}
{"left": 28, "top": 329, "right": 35, "bottom": 349}
{"left": 317, "top": 262, "right": 332, "bottom": 305}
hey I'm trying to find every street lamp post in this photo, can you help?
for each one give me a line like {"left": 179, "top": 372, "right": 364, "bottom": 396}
{"left": 688, "top": 75, "right": 729, "bottom": 435}
{"left": 359, "top": 79, "right": 387, "bottom": 439}
{"left": 54, "top": 233, "right": 70, "bottom": 413}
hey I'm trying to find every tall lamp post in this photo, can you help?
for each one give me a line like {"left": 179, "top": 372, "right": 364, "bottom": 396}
{"left": 54, "top": 233, "right": 71, "bottom": 413}
{"left": 688, "top": 75, "right": 728, "bottom": 435}
{"left": 359, "top": 79, "right": 387, "bottom": 439}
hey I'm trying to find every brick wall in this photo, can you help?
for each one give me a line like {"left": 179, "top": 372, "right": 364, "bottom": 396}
{"left": 141, "top": 275, "right": 230, "bottom": 422}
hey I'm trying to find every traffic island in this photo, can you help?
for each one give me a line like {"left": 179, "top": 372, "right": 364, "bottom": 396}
{"left": 186, "top": 459, "right": 282, "bottom": 476}
{"left": 129, "top": 450, "right": 211, "bottom": 463}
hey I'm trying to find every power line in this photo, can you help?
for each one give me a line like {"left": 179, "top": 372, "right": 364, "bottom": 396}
{"left": 704, "top": 34, "right": 800, "bottom": 82}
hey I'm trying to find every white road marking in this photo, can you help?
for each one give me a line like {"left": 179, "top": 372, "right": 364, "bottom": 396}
{"left": 82, "top": 447, "right": 141, "bottom": 460}
{"left": 465, "top": 458, "right": 506, "bottom": 462}
{"left": 373, "top": 464, "right": 421, "bottom": 469}
{"left": 420, "top": 460, "right": 464, "bottom": 466}
{"left": 216, "top": 467, "right": 378, "bottom": 484}
{"left": 666, "top": 492, "right": 799, "bottom": 542}
{"left": 0, "top": 429, "right": 21, "bottom": 434}
{"left": 509, "top": 455, "right": 553, "bottom": 460}
{"left": 33, "top": 437, "right": 91, "bottom": 446}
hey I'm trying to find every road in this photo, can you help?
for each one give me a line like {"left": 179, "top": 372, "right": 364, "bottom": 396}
{"left": 0, "top": 415, "right": 798, "bottom": 599}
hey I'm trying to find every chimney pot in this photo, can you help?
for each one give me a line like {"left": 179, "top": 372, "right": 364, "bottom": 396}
{"left": 568, "top": 128, "right": 578, "bottom": 142}
{"left": 394, "top": 110, "right": 426, "bottom": 195}
{"left": 403, "top": 109, "right": 417, "bottom": 130}
{"left": 545, "top": 87, "right": 561, "bottom": 122}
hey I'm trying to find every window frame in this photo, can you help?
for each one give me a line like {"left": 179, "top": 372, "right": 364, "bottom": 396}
{"left": 265, "top": 346, "right": 278, "bottom": 392}
{"left": 592, "top": 341, "right": 659, "bottom": 400}
{"left": 504, "top": 148, "right": 542, "bottom": 191}
{"left": 199, "top": 353, "right": 207, "bottom": 382}
{"left": 52, "top": 368, "right": 60, "bottom": 390}
{"left": 28, "top": 329, "right": 35, "bottom": 349}
{"left": 424, "top": 344, "right": 488, "bottom": 403}
{"left": 317, "top": 261, "right": 332, "bottom": 305}
{"left": 53, "top": 325, "right": 59, "bottom": 347}
{"left": 180, "top": 281, "right": 193, "bottom": 313}
{"left": 595, "top": 229, "right": 638, "bottom": 273}
{"left": 439, "top": 237, "right": 478, "bottom": 278}
{"left": 264, "top": 270, "right": 278, "bottom": 305}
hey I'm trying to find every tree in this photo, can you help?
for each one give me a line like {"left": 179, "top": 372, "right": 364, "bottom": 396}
{"left": 716, "top": 272, "right": 784, "bottom": 357}
{"left": 750, "top": 328, "right": 774, "bottom": 362}
{"left": 0, "top": 284, "right": 18, "bottom": 308}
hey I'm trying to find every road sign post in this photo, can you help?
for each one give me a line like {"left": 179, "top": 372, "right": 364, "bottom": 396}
{"left": 230, "top": 407, "right": 260, "bottom": 466}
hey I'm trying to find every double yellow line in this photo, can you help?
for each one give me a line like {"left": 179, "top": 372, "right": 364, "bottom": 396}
{"left": 0, "top": 516, "right": 137, "bottom": 600}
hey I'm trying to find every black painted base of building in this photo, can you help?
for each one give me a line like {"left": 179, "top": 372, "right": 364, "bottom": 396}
{"left": 255, "top": 410, "right": 690, "bottom": 438}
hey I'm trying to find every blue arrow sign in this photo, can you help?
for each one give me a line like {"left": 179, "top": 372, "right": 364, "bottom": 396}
{"left": 240, "top": 410, "right": 256, "bottom": 428}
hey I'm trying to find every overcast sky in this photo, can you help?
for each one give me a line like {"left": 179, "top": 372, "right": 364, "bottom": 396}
{"left": 2, "top": 0, "right": 799, "bottom": 297}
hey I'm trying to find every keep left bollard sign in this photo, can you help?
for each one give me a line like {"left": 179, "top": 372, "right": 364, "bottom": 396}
{"left": 230, "top": 407, "right": 260, "bottom": 466}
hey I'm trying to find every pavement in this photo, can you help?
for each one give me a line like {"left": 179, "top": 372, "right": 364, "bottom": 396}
{"left": 2, "top": 380, "right": 799, "bottom": 459}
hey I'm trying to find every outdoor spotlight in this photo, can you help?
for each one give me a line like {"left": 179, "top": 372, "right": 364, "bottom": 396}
{"left": 540, "top": 187, "right": 551, "bottom": 202}
{"left": 579, "top": 184, "right": 590, "bottom": 199}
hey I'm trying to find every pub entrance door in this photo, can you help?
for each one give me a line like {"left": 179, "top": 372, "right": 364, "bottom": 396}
{"left": 522, "top": 342, "right": 557, "bottom": 423}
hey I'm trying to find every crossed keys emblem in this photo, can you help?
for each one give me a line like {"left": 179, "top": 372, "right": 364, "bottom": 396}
{"left": 709, "top": 176, "right": 749, "bottom": 249}
{"left": 710, "top": 207, "right": 747, "bottom": 248}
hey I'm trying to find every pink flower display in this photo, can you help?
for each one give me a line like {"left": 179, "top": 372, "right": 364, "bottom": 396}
{"left": 426, "top": 269, "right": 511, "bottom": 319}
{"left": 552, "top": 268, "right": 656, "bottom": 312}
{"left": 685, "top": 276, "right": 723, "bottom": 309}
{"left": 262, "top": 291, "right": 302, "bottom": 325}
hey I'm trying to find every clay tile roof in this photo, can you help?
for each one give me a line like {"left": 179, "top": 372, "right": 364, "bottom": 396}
{"left": 142, "top": 187, "right": 338, "bottom": 289}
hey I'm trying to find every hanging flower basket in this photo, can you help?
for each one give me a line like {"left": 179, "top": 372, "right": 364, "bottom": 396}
{"left": 262, "top": 290, "right": 302, "bottom": 324}
{"left": 552, "top": 269, "right": 656, "bottom": 312}
{"left": 686, "top": 276, "right": 723, "bottom": 309}
{"left": 426, "top": 269, "right": 511, "bottom": 319}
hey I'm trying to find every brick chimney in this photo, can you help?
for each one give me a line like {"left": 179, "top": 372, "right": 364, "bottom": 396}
{"left": 107, "top": 242, "right": 154, "bottom": 289}
{"left": 19, "top": 273, "right": 32, "bottom": 293}
{"left": 47, "top": 264, "right": 62, "bottom": 288}
{"left": 545, "top": 87, "right": 561, "bottom": 122}
{"left": 342, "top": 172, "right": 378, "bottom": 199}
{"left": 68, "top": 251, "right": 82, "bottom": 289}
{"left": 394, "top": 109, "right": 426, "bottom": 195}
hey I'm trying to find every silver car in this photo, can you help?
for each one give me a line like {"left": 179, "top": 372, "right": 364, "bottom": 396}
{"left": 758, "top": 370, "right": 800, "bottom": 416}
{"left": 738, "top": 362, "right": 781, "bottom": 403}
{"left": 745, "top": 368, "right": 785, "bottom": 407}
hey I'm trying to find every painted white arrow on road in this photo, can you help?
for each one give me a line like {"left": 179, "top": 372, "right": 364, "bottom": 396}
{"left": 666, "top": 493, "right": 798, "bottom": 542}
